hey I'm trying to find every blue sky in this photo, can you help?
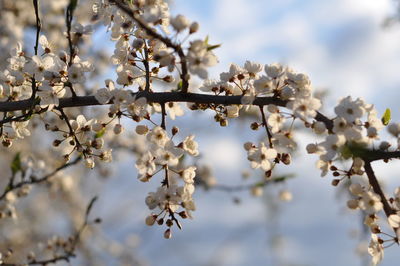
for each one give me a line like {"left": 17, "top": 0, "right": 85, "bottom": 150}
{"left": 92, "top": 1, "right": 400, "bottom": 265}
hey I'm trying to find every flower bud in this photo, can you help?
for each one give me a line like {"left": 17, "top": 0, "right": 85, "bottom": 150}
{"left": 347, "top": 199, "right": 359, "bottom": 210}
{"left": 172, "top": 126, "right": 179, "bottom": 136}
{"left": 92, "top": 123, "right": 104, "bottom": 132}
{"left": 281, "top": 153, "right": 291, "bottom": 165}
{"left": 243, "top": 142, "right": 254, "bottom": 151}
{"left": 331, "top": 179, "right": 340, "bottom": 186}
{"left": 220, "top": 119, "right": 228, "bottom": 127}
{"left": 85, "top": 157, "right": 95, "bottom": 169}
{"left": 135, "top": 125, "right": 149, "bottom": 135}
{"left": 53, "top": 139, "right": 62, "bottom": 147}
{"left": 145, "top": 215, "right": 156, "bottom": 226}
{"left": 2, "top": 139, "right": 12, "bottom": 147}
{"left": 166, "top": 219, "right": 173, "bottom": 227}
{"left": 164, "top": 228, "right": 172, "bottom": 239}
{"left": 189, "top": 22, "right": 199, "bottom": 34}
{"left": 313, "top": 122, "right": 327, "bottom": 134}
{"left": 349, "top": 183, "right": 363, "bottom": 196}
{"left": 250, "top": 122, "right": 259, "bottom": 130}
{"left": 113, "top": 124, "right": 123, "bottom": 135}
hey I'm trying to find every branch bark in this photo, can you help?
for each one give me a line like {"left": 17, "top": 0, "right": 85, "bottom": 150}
{"left": 0, "top": 92, "right": 287, "bottom": 112}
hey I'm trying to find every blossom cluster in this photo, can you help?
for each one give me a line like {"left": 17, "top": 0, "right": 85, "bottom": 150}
{"left": 133, "top": 125, "right": 199, "bottom": 238}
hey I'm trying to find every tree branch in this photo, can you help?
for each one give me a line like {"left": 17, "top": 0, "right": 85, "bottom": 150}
{"left": 363, "top": 160, "right": 397, "bottom": 234}
{"left": 259, "top": 106, "right": 274, "bottom": 148}
{"left": 0, "top": 92, "right": 287, "bottom": 112}
{"left": 0, "top": 156, "right": 81, "bottom": 201}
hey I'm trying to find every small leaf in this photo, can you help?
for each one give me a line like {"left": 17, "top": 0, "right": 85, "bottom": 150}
{"left": 340, "top": 142, "right": 368, "bottom": 159}
{"left": 95, "top": 128, "right": 106, "bottom": 138}
{"left": 381, "top": 108, "right": 391, "bottom": 126}
{"left": 11, "top": 152, "right": 21, "bottom": 175}
{"left": 271, "top": 174, "right": 294, "bottom": 183}
{"left": 207, "top": 44, "right": 221, "bottom": 51}
{"left": 340, "top": 145, "right": 353, "bottom": 160}
{"left": 175, "top": 80, "right": 183, "bottom": 92}
{"left": 204, "top": 35, "right": 209, "bottom": 45}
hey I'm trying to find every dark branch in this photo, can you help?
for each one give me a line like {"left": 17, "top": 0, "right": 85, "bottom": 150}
{"left": 0, "top": 92, "right": 287, "bottom": 112}
{"left": 363, "top": 160, "right": 397, "bottom": 233}
{"left": 0, "top": 157, "right": 81, "bottom": 201}
{"left": 259, "top": 106, "right": 274, "bottom": 148}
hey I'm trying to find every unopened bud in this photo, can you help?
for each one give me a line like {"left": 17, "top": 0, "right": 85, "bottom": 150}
{"left": 135, "top": 125, "right": 149, "bottom": 135}
{"left": 92, "top": 123, "right": 104, "bottom": 132}
{"left": 172, "top": 126, "right": 179, "bottom": 136}
{"left": 250, "top": 122, "right": 259, "bottom": 130}
{"left": 2, "top": 139, "right": 12, "bottom": 147}
{"left": 162, "top": 75, "right": 174, "bottom": 83}
{"left": 346, "top": 199, "right": 359, "bottom": 210}
{"left": 164, "top": 228, "right": 172, "bottom": 239}
{"left": 265, "top": 170, "right": 272, "bottom": 178}
{"left": 53, "top": 139, "right": 62, "bottom": 147}
{"left": 113, "top": 124, "right": 123, "bottom": 135}
{"left": 189, "top": 22, "right": 199, "bottom": 34}
{"left": 243, "top": 142, "right": 254, "bottom": 151}
{"left": 349, "top": 183, "right": 364, "bottom": 196}
{"left": 178, "top": 211, "right": 188, "bottom": 219}
{"left": 145, "top": 215, "right": 156, "bottom": 226}
{"left": 166, "top": 219, "right": 173, "bottom": 227}
{"left": 220, "top": 119, "right": 228, "bottom": 127}
{"left": 331, "top": 179, "right": 340, "bottom": 186}
{"left": 281, "top": 153, "right": 291, "bottom": 165}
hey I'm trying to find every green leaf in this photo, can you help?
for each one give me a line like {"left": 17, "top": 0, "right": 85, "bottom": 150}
{"left": 204, "top": 35, "right": 209, "bottom": 45}
{"left": 340, "top": 145, "right": 353, "bottom": 160}
{"left": 340, "top": 142, "right": 368, "bottom": 159}
{"left": 11, "top": 152, "right": 21, "bottom": 175}
{"left": 203, "top": 36, "right": 221, "bottom": 51}
{"left": 381, "top": 108, "right": 391, "bottom": 126}
{"left": 207, "top": 44, "right": 221, "bottom": 51}
{"left": 175, "top": 80, "right": 183, "bottom": 92}
{"left": 271, "top": 174, "right": 294, "bottom": 183}
{"left": 95, "top": 128, "right": 106, "bottom": 138}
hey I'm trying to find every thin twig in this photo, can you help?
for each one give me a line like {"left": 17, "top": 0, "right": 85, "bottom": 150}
{"left": 57, "top": 107, "right": 83, "bottom": 152}
{"left": 258, "top": 105, "right": 273, "bottom": 148}
{"left": 363, "top": 161, "right": 395, "bottom": 217}
{"left": 143, "top": 41, "right": 151, "bottom": 91}
{"left": 27, "top": 197, "right": 97, "bottom": 266}
{"left": 0, "top": 157, "right": 81, "bottom": 201}
{"left": 363, "top": 160, "right": 397, "bottom": 236}
{"left": 30, "top": 0, "right": 41, "bottom": 102}
{"left": 65, "top": 2, "right": 77, "bottom": 97}
{"left": 32, "top": 0, "right": 41, "bottom": 56}
{"left": 161, "top": 102, "right": 166, "bottom": 130}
